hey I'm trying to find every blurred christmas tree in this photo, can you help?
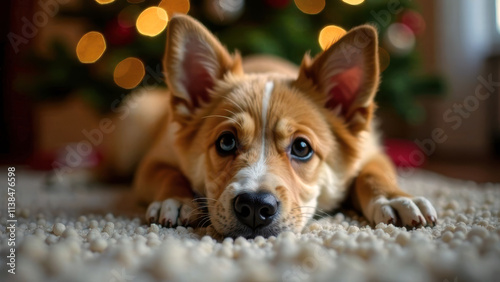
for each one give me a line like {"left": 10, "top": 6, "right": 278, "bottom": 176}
{"left": 20, "top": 0, "right": 443, "bottom": 123}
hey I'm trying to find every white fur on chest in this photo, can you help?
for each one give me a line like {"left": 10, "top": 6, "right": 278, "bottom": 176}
{"left": 316, "top": 124, "right": 382, "bottom": 211}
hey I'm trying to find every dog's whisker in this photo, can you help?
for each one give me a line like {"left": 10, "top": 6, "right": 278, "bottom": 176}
{"left": 292, "top": 205, "right": 325, "bottom": 211}
{"left": 196, "top": 215, "right": 211, "bottom": 227}
{"left": 294, "top": 217, "right": 318, "bottom": 224}
{"left": 183, "top": 200, "right": 219, "bottom": 220}
{"left": 291, "top": 206, "right": 330, "bottom": 217}
{"left": 198, "top": 216, "right": 212, "bottom": 228}
{"left": 184, "top": 207, "right": 208, "bottom": 219}
{"left": 296, "top": 213, "right": 326, "bottom": 219}
{"left": 290, "top": 209, "right": 329, "bottom": 218}
{"left": 188, "top": 203, "right": 215, "bottom": 211}
{"left": 223, "top": 108, "right": 238, "bottom": 117}
{"left": 289, "top": 214, "right": 319, "bottom": 225}
{"left": 186, "top": 204, "right": 217, "bottom": 216}
{"left": 197, "top": 215, "right": 210, "bottom": 225}
{"left": 294, "top": 211, "right": 329, "bottom": 218}
{"left": 223, "top": 96, "right": 245, "bottom": 113}
{"left": 201, "top": 115, "right": 243, "bottom": 129}
{"left": 193, "top": 197, "right": 220, "bottom": 203}
{"left": 311, "top": 210, "right": 330, "bottom": 217}
{"left": 188, "top": 205, "right": 210, "bottom": 213}
{"left": 291, "top": 206, "right": 313, "bottom": 212}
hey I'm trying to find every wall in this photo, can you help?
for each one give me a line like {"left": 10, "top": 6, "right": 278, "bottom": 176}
{"left": 431, "top": 0, "right": 497, "bottom": 158}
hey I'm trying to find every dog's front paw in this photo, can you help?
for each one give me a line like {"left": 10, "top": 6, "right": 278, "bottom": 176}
{"left": 367, "top": 196, "right": 437, "bottom": 228}
{"left": 146, "top": 198, "right": 195, "bottom": 227}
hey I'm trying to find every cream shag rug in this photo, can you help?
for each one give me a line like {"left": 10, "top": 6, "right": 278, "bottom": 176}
{"left": 1, "top": 169, "right": 500, "bottom": 282}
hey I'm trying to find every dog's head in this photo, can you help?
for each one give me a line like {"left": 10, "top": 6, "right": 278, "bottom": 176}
{"left": 164, "top": 15, "right": 379, "bottom": 238}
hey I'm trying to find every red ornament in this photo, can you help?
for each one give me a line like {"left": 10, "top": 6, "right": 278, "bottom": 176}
{"left": 104, "top": 18, "right": 135, "bottom": 46}
{"left": 400, "top": 10, "right": 425, "bottom": 35}
{"left": 384, "top": 139, "right": 426, "bottom": 168}
{"left": 265, "top": 0, "right": 290, "bottom": 9}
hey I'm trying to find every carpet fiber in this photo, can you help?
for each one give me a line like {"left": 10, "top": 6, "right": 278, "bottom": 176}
{"left": 1, "top": 169, "right": 500, "bottom": 282}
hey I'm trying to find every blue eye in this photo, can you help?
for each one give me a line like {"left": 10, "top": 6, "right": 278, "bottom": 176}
{"left": 290, "top": 138, "right": 313, "bottom": 161}
{"left": 216, "top": 132, "right": 237, "bottom": 156}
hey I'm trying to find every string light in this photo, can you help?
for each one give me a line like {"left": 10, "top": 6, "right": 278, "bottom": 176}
{"left": 76, "top": 31, "right": 106, "bottom": 63}
{"left": 136, "top": 7, "right": 169, "bottom": 37}
{"left": 113, "top": 57, "right": 145, "bottom": 89}
{"left": 159, "top": 0, "right": 190, "bottom": 18}
{"left": 294, "top": 0, "right": 325, "bottom": 15}
{"left": 318, "top": 25, "right": 346, "bottom": 50}
{"left": 342, "top": 0, "right": 364, "bottom": 5}
{"left": 95, "top": 0, "right": 115, "bottom": 4}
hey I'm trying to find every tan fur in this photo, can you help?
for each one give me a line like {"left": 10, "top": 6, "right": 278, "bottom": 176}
{"left": 242, "top": 55, "right": 299, "bottom": 77}
{"left": 97, "top": 89, "right": 169, "bottom": 181}
{"left": 101, "top": 15, "right": 436, "bottom": 238}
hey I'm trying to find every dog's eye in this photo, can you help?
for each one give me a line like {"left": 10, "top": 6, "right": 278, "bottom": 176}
{"left": 216, "top": 132, "right": 237, "bottom": 156}
{"left": 290, "top": 138, "right": 313, "bottom": 161}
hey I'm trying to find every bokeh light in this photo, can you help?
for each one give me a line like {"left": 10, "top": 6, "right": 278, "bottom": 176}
{"left": 294, "top": 0, "right": 325, "bottom": 15}
{"left": 76, "top": 31, "right": 106, "bottom": 64}
{"left": 384, "top": 23, "right": 416, "bottom": 55}
{"left": 136, "top": 7, "right": 169, "bottom": 37}
{"left": 342, "top": 0, "right": 364, "bottom": 5}
{"left": 95, "top": 0, "right": 115, "bottom": 4}
{"left": 159, "top": 0, "right": 190, "bottom": 18}
{"left": 113, "top": 57, "right": 145, "bottom": 89}
{"left": 318, "top": 25, "right": 346, "bottom": 50}
{"left": 378, "top": 47, "right": 390, "bottom": 72}
{"left": 400, "top": 10, "right": 426, "bottom": 35}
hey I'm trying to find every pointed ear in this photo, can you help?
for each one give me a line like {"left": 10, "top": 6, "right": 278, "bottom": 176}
{"left": 295, "top": 25, "right": 380, "bottom": 133}
{"left": 164, "top": 15, "right": 242, "bottom": 116}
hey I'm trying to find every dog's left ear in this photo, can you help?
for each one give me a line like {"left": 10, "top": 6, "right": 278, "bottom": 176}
{"left": 164, "top": 15, "right": 242, "bottom": 118}
{"left": 295, "top": 25, "right": 379, "bottom": 133}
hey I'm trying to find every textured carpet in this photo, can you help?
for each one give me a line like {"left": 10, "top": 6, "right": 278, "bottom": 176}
{"left": 1, "top": 169, "right": 500, "bottom": 282}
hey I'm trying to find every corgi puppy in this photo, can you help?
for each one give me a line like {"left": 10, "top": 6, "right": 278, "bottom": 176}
{"left": 125, "top": 15, "right": 437, "bottom": 238}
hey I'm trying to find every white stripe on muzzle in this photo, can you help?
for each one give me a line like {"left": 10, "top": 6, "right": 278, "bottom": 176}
{"left": 233, "top": 81, "right": 274, "bottom": 192}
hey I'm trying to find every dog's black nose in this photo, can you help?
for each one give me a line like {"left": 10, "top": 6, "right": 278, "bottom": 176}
{"left": 233, "top": 192, "right": 279, "bottom": 229}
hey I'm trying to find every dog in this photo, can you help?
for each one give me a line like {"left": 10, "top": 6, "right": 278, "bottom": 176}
{"left": 104, "top": 15, "right": 437, "bottom": 239}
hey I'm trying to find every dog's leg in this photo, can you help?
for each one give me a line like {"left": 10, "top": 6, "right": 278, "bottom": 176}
{"left": 351, "top": 153, "right": 437, "bottom": 227}
{"left": 134, "top": 162, "right": 203, "bottom": 227}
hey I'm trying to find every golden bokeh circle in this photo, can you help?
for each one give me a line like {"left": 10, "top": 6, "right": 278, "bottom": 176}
{"left": 95, "top": 0, "right": 115, "bottom": 4}
{"left": 76, "top": 31, "right": 106, "bottom": 64}
{"left": 113, "top": 57, "right": 146, "bottom": 89}
{"left": 136, "top": 7, "right": 169, "bottom": 37}
{"left": 318, "top": 25, "right": 346, "bottom": 50}
{"left": 342, "top": 0, "right": 365, "bottom": 5}
{"left": 159, "top": 0, "right": 190, "bottom": 18}
{"left": 294, "top": 0, "right": 325, "bottom": 15}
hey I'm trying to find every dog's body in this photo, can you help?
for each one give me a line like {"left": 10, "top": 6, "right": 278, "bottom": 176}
{"left": 103, "top": 15, "right": 437, "bottom": 238}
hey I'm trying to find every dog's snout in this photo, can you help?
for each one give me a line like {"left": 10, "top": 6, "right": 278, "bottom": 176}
{"left": 233, "top": 192, "right": 279, "bottom": 229}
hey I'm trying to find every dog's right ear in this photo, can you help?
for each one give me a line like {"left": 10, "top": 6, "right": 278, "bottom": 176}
{"left": 164, "top": 15, "right": 242, "bottom": 118}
